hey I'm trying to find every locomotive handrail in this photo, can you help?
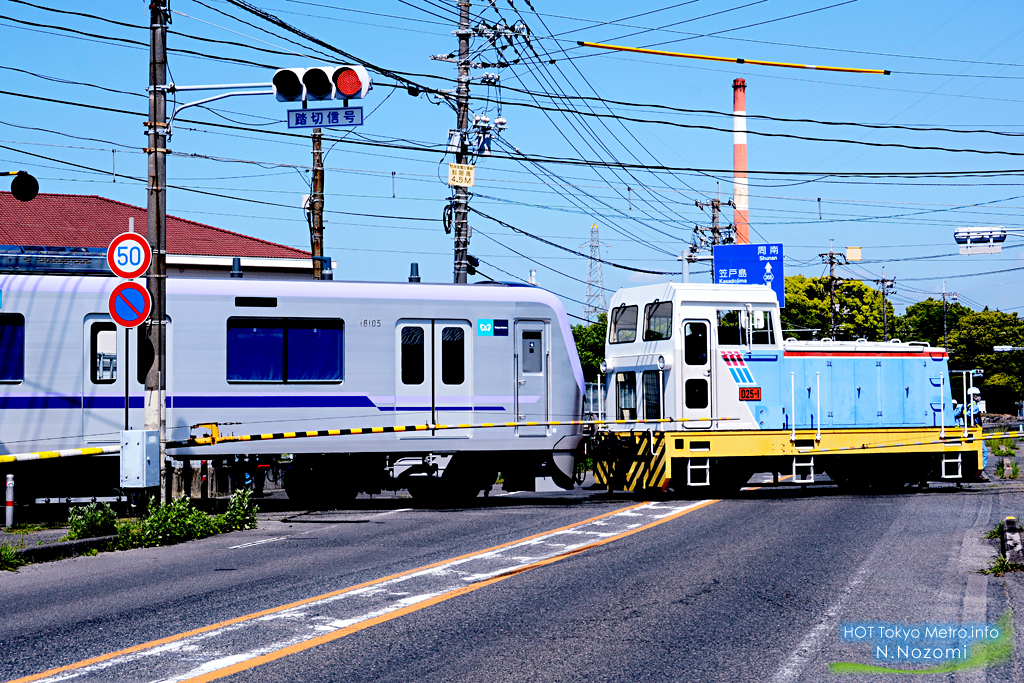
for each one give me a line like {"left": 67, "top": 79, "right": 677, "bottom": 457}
{"left": 166, "top": 417, "right": 740, "bottom": 449}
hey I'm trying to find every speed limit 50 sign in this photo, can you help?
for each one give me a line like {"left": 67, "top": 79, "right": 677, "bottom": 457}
{"left": 107, "top": 232, "right": 152, "bottom": 279}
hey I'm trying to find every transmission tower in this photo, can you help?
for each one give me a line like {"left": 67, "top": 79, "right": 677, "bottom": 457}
{"left": 582, "top": 223, "right": 609, "bottom": 322}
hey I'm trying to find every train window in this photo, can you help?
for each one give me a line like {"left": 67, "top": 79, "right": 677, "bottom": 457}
{"left": 441, "top": 327, "right": 465, "bottom": 385}
{"left": 401, "top": 326, "right": 425, "bottom": 385}
{"left": 685, "top": 379, "right": 709, "bottom": 409}
{"left": 751, "top": 310, "right": 777, "bottom": 346}
{"left": 522, "top": 331, "right": 543, "bottom": 374}
{"left": 609, "top": 305, "right": 638, "bottom": 344}
{"left": 643, "top": 301, "right": 672, "bottom": 341}
{"left": 226, "top": 317, "right": 343, "bottom": 383}
{"left": 683, "top": 322, "right": 708, "bottom": 365}
{"left": 91, "top": 322, "right": 117, "bottom": 384}
{"left": 642, "top": 370, "right": 662, "bottom": 419}
{"left": 0, "top": 314, "right": 24, "bottom": 382}
{"left": 717, "top": 309, "right": 749, "bottom": 346}
{"left": 616, "top": 371, "right": 636, "bottom": 420}
{"left": 287, "top": 321, "right": 344, "bottom": 381}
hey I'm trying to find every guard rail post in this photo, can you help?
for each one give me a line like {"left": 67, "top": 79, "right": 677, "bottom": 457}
{"left": 5, "top": 474, "right": 13, "bottom": 527}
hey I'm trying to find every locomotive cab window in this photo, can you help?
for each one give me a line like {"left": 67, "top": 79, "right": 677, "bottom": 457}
{"left": 0, "top": 314, "right": 25, "bottom": 382}
{"left": 616, "top": 371, "right": 636, "bottom": 420}
{"left": 90, "top": 322, "right": 117, "bottom": 384}
{"left": 609, "top": 305, "right": 638, "bottom": 344}
{"left": 227, "top": 317, "right": 343, "bottom": 383}
{"left": 750, "top": 309, "right": 777, "bottom": 346}
{"left": 642, "top": 370, "right": 662, "bottom": 419}
{"left": 716, "top": 309, "right": 749, "bottom": 346}
{"left": 643, "top": 301, "right": 672, "bottom": 341}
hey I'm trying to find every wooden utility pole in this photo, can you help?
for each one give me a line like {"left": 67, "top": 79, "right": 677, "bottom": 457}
{"left": 310, "top": 128, "right": 325, "bottom": 280}
{"left": 452, "top": 0, "right": 471, "bottom": 284}
{"left": 872, "top": 267, "right": 896, "bottom": 341}
{"left": 146, "top": 0, "right": 169, "bottom": 500}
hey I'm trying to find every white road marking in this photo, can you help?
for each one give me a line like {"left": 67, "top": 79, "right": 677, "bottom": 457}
{"left": 25, "top": 500, "right": 712, "bottom": 683}
{"left": 229, "top": 536, "right": 288, "bottom": 549}
{"left": 376, "top": 507, "right": 413, "bottom": 516}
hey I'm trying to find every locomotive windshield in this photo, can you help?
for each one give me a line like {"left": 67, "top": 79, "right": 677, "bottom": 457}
{"left": 643, "top": 301, "right": 673, "bottom": 341}
{"left": 609, "top": 305, "right": 638, "bottom": 343}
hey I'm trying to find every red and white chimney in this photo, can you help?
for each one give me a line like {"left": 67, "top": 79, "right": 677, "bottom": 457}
{"left": 732, "top": 78, "right": 749, "bottom": 245}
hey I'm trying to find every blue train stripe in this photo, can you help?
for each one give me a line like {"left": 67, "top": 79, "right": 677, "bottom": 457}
{"left": 741, "top": 368, "right": 755, "bottom": 384}
{"left": 0, "top": 395, "right": 508, "bottom": 411}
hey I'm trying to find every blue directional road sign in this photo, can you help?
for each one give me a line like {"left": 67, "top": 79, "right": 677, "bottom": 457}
{"left": 712, "top": 243, "right": 785, "bottom": 307}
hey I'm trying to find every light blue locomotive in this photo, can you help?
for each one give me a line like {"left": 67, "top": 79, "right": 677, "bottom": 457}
{"left": 596, "top": 282, "right": 979, "bottom": 492}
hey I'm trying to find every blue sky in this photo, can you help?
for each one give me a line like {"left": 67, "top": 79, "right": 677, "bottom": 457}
{"left": 2, "top": 0, "right": 1023, "bottom": 321}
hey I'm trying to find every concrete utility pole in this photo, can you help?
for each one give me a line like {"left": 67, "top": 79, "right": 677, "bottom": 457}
{"left": 310, "top": 128, "right": 325, "bottom": 280}
{"left": 452, "top": 0, "right": 472, "bottom": 284}
{"left": 819, "top": 240, "right": 847, "bottom": 340}
{"left": 942, "top": 281, "right": 959, "bottom": 351}
{"left": 146, "top": 0, "right": 169, "bottom": 499}
{"left": 872, "top": 267, "right": 896, "bottom": 341}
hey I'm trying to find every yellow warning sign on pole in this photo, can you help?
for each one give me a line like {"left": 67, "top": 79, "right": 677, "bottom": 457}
{"left": 448, "top": 163, "right": 475, "bottom": 187}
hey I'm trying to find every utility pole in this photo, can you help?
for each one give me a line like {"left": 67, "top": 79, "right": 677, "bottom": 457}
{"left": 452, "top": 0, "right": 472, "bottom": 284}
{"left": 819, "top": 239, "right": 847, "bottom": 340}
{"left": 582, "top": 223, "right": 609, "bottom": 322}
{"left": 146, "top": 0, "right": 169, "bottom": 500}
{"left": 942, "top": 280, "right": 959, "bottom": 351}
{"left": 872, "top": 267, "right": 896, "bottom": 341}
{"left": 310, "top": 128, "right": 325, "bottom": 280}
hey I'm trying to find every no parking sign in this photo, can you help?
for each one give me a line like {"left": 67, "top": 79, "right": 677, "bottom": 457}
{"left": 108, "top": 281, "right": 152, "bottom": 328}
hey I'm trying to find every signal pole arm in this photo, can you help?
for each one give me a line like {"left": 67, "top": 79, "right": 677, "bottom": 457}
{"left": 163, "top": 88, "right": 271, "bottom": 137}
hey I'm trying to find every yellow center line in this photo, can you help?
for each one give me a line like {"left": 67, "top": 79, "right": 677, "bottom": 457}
{"left": 9, "top": 500, "right": 670, "bottom": 683}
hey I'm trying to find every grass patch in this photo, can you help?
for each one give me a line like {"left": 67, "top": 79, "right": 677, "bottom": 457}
{"left": 3, "top": 522, "right": 59, "bottom": 535}
{"left": 984, "top": 521, "right": 1005, "bottom": 540}
{"left": 113, "top": 490, "right": 258, "bottom": 551}
{"left": 0, "top": 543, "right": 25, "bottom": 572}
{"left": 990, "top": 437, "right": 1018, "bottom": 458}
{"left": 62, "top": 502, "right": 118, "bottom": 541}
{"left": 982, "top": 555, "right": 1024, "bottom": 576}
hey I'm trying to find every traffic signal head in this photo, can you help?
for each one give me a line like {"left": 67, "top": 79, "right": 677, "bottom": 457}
{"left": 467, "top": 254, "right": 479, "bottom": 276}
{"left": 272, "top": 68, "right": 305, "bottom": 102}
{"left": 332, "top": 66, "right": 371, "bottom": 99}
{"left": 273, "top": 66, "right": 372, "bottom": 102}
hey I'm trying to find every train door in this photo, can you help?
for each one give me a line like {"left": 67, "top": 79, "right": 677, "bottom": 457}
{"left": 433, "top": 320, "right": 473, "bottom": 433}
{"left": 395, "top": 319, "right": 474, "bottom": 432}
{"left": 680, "top": 319, "right": 713, "bottom": 429}
{"left": 396, "top": 319, "right": 433, "bottom": 426}
{"left": 515, "top": 321, "right": 548, "bottom": 436}
{"left": 83, "top": 315, "right": 128, "bottom": 443}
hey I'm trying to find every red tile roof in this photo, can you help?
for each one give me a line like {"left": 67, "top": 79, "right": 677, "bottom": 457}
{"left": 0, "top": 192, "right": 309, "bottom": 258}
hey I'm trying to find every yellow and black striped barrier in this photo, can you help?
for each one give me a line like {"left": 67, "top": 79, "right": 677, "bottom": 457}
{"left": 0, "top": 445, "right": 121, "bottom": 464}
{"left": 165, "top": 417, "right": 735, "bottom": 449}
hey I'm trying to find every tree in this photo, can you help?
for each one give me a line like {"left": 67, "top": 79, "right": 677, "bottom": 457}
{"left": 572, "top": 312, "right": 606, "bottom": 383}
{"left": 780, "top": 275, "right": 893, "bottom": 341}
{"left": 947, "top": 308, "right": 1024, "bottom": 414}
{"left": 896, "top": 298, "right": 972, "bottom": 348}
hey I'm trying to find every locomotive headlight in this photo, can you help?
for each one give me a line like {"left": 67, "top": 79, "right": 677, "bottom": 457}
{"left": 599, "top": 360, "right": 607, "bottom": 374}
{"left": 658, "top": 355, "right": 666, "bottom": 370}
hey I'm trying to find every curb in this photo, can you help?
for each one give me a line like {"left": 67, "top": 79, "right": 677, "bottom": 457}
{"left": 15, "top": 535, "right": 117, "bottom": 564}
{"left": 1001, "top": 516, "right": 1024, "bottom": 564}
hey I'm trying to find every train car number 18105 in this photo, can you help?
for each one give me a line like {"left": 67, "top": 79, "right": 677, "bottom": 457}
{"left": 739, "top": 387, "right": 761, "bottom": 401}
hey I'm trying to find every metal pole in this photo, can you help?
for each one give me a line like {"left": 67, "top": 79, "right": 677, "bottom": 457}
{"left": 124, "top": 326, "right": 130, "bottom": 430}
{"left": 453, "top": 0, "right": 471, "bottom": 283}
{"left": 146, "top": 0, "right": 168, "bottom": 501}
{"left": 5, "top": 474, "right": 12, "bottom": 528}
{"left": 310, "top": 128, "right": 325, "bottom": 280}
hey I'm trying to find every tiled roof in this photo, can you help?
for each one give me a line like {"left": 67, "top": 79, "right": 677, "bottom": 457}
{"left": 0, "top": 192, "right": 310, "bottom": 258}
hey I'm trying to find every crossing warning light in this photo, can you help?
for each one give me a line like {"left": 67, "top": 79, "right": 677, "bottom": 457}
{"left": 273, "top": 66, "right": 372, "bottom": 102}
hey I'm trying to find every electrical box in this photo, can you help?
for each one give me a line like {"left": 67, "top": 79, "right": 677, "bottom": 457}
{"left": 120, "top": 430, "right": 160, "bottom": 488}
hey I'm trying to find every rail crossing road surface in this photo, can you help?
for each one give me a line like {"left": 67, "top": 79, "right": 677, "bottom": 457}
{"left": 2, "top": 480, "right": 1022, "bottom": 683}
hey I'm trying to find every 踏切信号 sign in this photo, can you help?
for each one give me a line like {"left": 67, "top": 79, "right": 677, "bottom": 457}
{"left": 288, "top": 107, "right": 363, "bottom": 129}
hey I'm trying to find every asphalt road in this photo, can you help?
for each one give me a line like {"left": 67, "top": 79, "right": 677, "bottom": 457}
{"left": 2, "top": 478, "right": 1022, "bottom": 683}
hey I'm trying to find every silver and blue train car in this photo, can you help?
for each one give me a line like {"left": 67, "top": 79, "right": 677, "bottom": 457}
{"left": 594, "top": 282, "right": 981, "bottom": 492}
{"left": 0, "top": 274, "right": 585, "bottom": 504}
